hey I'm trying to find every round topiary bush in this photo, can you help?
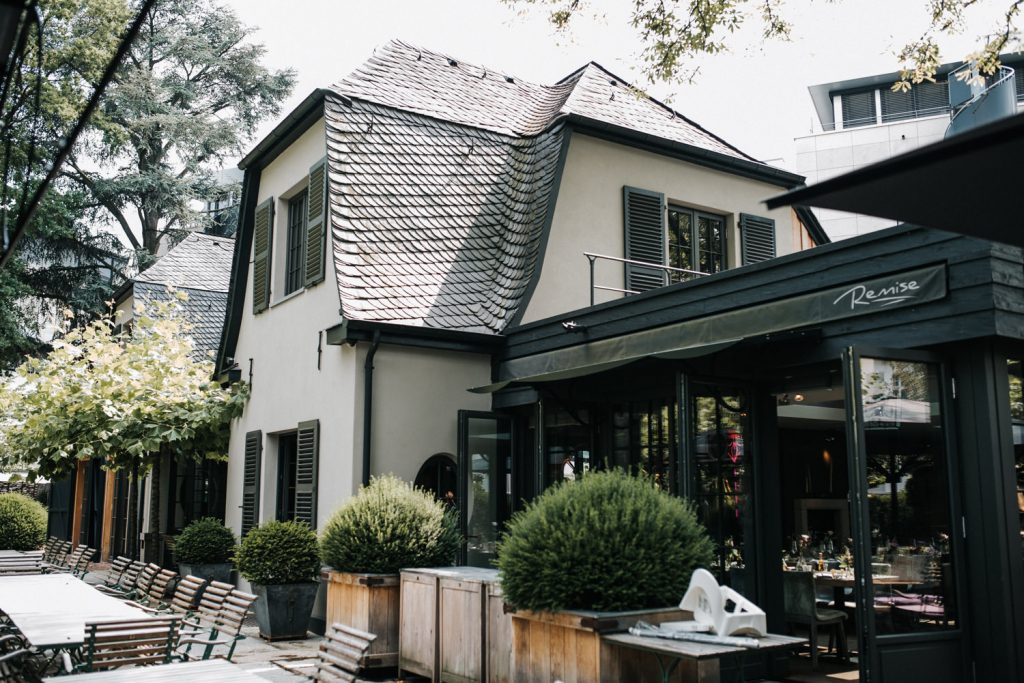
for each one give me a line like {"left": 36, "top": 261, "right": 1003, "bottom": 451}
{"left": 174, "top": 517, "right": 237, "bottom": 565}
{"left": 234, "top": 520, "right": 320, "bottom": 585}
{"left": 0, "top": 492, "right": 47, "bottom": 551}
{"left": 320, "top": 475, "right": 460, "bottom": 574}
{"left": 497, "top": 469, "right": 714, "bottom": 612}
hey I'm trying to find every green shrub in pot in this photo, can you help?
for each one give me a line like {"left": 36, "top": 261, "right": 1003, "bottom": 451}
{"left": 174, "top": 517, "right": 236, "bottom": 581}
{"left": 0, "top": 493, "right": 47, "bottom": 551}
{"left": 319, "top": 474, "right": 460, "bottom": 573}
{"left": 497, "top": 469, "right": 714, "bottom": 612}
{"left": 235, "top": 520, "right": 321, "bottom": 640}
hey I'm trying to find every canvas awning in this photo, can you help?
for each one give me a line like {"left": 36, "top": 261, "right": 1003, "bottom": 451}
{"left": 471, "top": 264, "right": 947, "bottom": 393}
{"left": 766, "top": 112, "right": 1024, "bottom": 247}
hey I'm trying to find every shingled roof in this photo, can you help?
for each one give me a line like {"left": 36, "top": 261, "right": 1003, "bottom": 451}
{"left": 322, "top": 41, "right": 781, "bottom": 334}
{"left": 133, "top": 232, "right": 234, "bottom": 356}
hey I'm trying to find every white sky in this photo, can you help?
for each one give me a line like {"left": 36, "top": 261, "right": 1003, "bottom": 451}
{"left": 222, "top": 0, "right": 1014, "bottom": 168}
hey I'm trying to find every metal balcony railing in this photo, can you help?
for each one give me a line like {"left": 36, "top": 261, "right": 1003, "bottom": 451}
{"left": 946, "top": 64, "right": 1016, "bottom": 138}
{"left": 584, "top": 251, "right": 708, "bottom": 306}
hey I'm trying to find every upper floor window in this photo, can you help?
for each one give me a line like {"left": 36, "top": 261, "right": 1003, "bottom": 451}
{"left": 840, "top": 90, "right": 877, "bottom": 129}
{"left": 667, "top": 206, "right": 725, "bottom": 282}
{"left": 285, "top": 190, "right": 308, "bottom": 295}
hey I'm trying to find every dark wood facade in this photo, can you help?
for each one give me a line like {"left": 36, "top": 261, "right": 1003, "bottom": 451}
{"left": 481, "top": 225, "right": 1024, "bottom": 683}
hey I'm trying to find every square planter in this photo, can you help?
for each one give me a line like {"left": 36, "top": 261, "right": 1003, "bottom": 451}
{"left": 177, "top": 562, "right": 232, "bottom": 584}
{"left": 252, "top": 582, "right": 318, "bottom": 641}
{"left": 324, "top": 570, "right": 400, "bottom": 668}
{"left": 510, "top": 606, "right": 690, "bottom": 683}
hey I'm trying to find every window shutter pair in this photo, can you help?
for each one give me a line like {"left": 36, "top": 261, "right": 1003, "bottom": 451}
{"left": 241, "top": 431, "right": 262, "bottom": 536}
{"left": 304, "top": 158, "right": 328, "bottom": 288}
{"left": 740, "top": 214, "right": 776, "bottom": 265}
{"left": 294, "top": 419, "right": 320, "bottom": 529}
{"left": 250, "top": 157, "right": 328, "bottom": 312}
{"left": 623, "top": 186, "right": 667, "bottom": 293}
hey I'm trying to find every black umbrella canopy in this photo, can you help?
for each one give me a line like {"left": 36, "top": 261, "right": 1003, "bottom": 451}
{"left": 766, "top": 112, "right": 1024, "bottom": 247}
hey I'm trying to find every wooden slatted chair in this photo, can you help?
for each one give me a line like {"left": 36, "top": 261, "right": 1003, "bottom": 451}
{"left": 96, "top": 556, "right": 133, "bottom": 588}
{"left": 49, "top": 540, "right": 72, "bottom": 568}
{"left": 95, "top": 560, "right": 147, "bottom": 598}
{"left": 176, "top": 587, "right": 256, "bottom": 662}
{"left": 310, "top": 623, "right": 377, "bottom": 683}
{"left": 74, "top": 616, "right": 180, "bottom": 673}
{"left": 40, "top": 537, "right": 60, "bottom": 563}
{"left": 67, "top": 546, "right": 96, "bottom": 577}
{"left": 169, "top": 575, "right": 208, "bottom": 615}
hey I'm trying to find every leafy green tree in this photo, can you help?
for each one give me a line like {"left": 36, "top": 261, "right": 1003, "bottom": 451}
{"left": 65, "top": 0, "right": 295, "bottom": 257}
{"left": 0, "top": 296, "right": 249, "bottom": 555}
{"left": 504, "top": 0, "right": 1022, "bottom": 88}
{"left": 0, "top": 0, "right": 134, "bottom": 369}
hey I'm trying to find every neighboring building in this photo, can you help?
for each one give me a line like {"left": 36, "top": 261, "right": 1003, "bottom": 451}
{"left": 201, "top": 168, "right": 244, "bottom": 238}
{"left": 795, "top": 53, "right": 1024, "bottom": 239}
{"left": 50, "top": 232, "right": 235, "bottom": 563}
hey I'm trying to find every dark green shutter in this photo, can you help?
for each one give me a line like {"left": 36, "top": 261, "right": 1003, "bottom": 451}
{"left": 623, "top": 186, "right": 666, "bottom": 293}
{"left": 294, "top": 419, "right": 320, "bottom": 528}
{"left": 740, "top": 214, "right": 776, "bottom": 265}
{"left": 252, "top": 198, "right": 274, "bottom": 313}
{"left": 242, "top": 430, "right": 262, "bottom": 536}
{"left": 304, "top": 158, "right": 328, "bottom": 288}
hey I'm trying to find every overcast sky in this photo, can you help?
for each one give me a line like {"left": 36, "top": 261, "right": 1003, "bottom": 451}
{"left": 222, "top": 0, "right": 1011, "bottom": 169}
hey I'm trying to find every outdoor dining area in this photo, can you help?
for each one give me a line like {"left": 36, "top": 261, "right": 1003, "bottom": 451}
{"left": 0, "top": 538, "right": 373, "bottom": 682}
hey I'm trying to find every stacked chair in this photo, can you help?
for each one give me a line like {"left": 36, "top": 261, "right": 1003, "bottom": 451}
{"left": 310, "top": 623, "right": 377, "bottom": 683}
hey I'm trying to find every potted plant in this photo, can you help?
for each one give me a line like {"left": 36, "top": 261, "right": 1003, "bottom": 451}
{"left": 497, "top": 469, "right": 714, "bottom": 682}
{"left": 174, "top": 517, "right": 237, "bottom": 583}
{"left": 320, "top": 475, "right": 460, "bottom": 668}
{"left": 234, "top": 520, "right": 320, "bottom": 640}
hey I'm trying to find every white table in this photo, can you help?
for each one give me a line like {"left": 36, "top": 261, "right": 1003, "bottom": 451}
{"left": 0, "top": 550, "right": 26, "bottom": 558}
{"left": 42, "top": 659, "right": 270, "bottom": 681}
{"left": 0, "top": 573, "right": 152, "bottom": 649}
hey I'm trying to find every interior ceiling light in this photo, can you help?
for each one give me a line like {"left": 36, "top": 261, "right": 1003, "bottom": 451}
{"left": 794, "top": 393, "right": 805, "bottom": 402}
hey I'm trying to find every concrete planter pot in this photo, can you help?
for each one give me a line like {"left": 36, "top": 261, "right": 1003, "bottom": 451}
{"left": 252, "top": 582, "right": 318, "bottom": 641}
{"left": 510, "top": 606, "right": 690, "bottom": 683}
{"left": 177, "top": 562, "right": 232, "bottom": 584}
{"left": 324, "top": 570, "right": 399, "bottom": 668}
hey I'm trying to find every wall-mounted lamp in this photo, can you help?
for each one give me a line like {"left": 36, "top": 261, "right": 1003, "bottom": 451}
{"left": 794, "top": 393, "right": 805, "bottom": 402}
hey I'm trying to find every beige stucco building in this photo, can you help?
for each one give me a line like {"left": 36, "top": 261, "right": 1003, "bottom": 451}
{"left": 217, "top": 41, "right": 826, "bottom": 611}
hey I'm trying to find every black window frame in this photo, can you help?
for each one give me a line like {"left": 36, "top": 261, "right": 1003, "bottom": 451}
{"left": 667, "top": 204, "right": 726, "bottom": 282}
{"left": 284, "top": 189, "right": 308, "bottom": 295}
{"left": 276, "top": 432, "right": 298, "bottom": 522}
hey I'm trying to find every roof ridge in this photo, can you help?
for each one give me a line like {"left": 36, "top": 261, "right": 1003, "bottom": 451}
{"left": 571, "top": 61, "right": 758, "bottom": 163}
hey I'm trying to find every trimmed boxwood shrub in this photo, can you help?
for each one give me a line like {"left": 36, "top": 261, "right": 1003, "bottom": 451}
{"left": 320, "top": 475, "right": 460, "bottom": 574}
{"left": 174, "top": 517, "right": 236, "bottom": 565}
{"left": 497, "top": 469, "right": 714, "bottom": 612}
{"left": 0, "top": 492, "right": 47, "bottom": 551}
{"left": 234, "top": 520, "right": 320, "bottom": 585}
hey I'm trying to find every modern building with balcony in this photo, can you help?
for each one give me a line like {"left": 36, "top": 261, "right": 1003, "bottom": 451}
{"left": 795, "top": 54, "right": 1024, "bottom": 240}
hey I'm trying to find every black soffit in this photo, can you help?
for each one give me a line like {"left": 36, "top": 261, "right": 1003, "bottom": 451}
{"left": 766, "top": 112, "right": 1024, "bottom": 247}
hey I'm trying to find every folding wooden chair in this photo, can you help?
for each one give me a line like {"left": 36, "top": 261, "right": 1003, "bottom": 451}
{"left": 176, "top": 587, "right": 256, "bottom": 662}
{"left": 0, "top": 633, "right": 38, "bottom": 683}
{"left": 94, "top": 560, "right": 147, "bottom": 598}
{"left": 51, "top": 545, "right": 95, "bottom": 577}
{"left": 169, "top": 575, "right": 208, "bottom": 615}
{"left": 310, "top": 623, "right": 377, "bottom": 683}
{"left": 73, "top": 616, "right": 180, "bottom": 673}
{"left": 96, "top": 556, "right": 133, "bottom": 588}
{"left": 40, "top": 537, "right": 60, "bottom": 564}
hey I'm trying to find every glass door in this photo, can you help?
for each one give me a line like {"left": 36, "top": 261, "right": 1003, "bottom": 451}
{"left": 457, "top": 411, "right": 513, "bottom": 567}
{"left": 842, "top": 348, "right": 968, "bottom": 683}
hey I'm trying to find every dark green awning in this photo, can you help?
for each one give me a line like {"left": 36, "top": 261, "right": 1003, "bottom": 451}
{"left": 472, "top": 264, "right": 946, "bottom": 393}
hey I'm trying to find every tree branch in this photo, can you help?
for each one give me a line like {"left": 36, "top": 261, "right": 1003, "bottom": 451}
{"left": 64, "top": 160, "right": 141, "bottom": 250}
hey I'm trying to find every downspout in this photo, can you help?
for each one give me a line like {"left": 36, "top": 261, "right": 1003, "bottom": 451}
{"left": 362, "top": 330, "right": 381, "bottom": 487}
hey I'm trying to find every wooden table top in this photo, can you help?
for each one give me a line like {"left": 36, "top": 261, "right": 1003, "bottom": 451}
{"left": 42, "top": 659, "right": 269, "bottom": 682}
{"left": 604, "top": 632, "right": 805, "bottom": 660}
{"left": 0, "top": 574, "right": 152, "bottom": 649}
{"left": 812, "top": 573, "right": 919, "bottom": 587}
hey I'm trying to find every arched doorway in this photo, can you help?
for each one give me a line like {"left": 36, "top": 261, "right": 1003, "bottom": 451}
{"left": 414, "top": 453, "right": 457, "bottom": 508}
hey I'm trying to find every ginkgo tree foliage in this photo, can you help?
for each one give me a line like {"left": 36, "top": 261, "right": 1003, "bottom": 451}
{"left": 504, "top": 0, "right": 1022, "bottom": 88}
{"left": 0, "top": 295, "right": 248, "bottom": 481}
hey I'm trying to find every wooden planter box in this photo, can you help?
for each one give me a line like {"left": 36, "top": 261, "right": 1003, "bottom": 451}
{"left": 324, "top": 570, "right": 399, "bottom": 668}
{"left": 510, "top": 606, "right": 690, "bottom": 683}
{"left": 399, "top": 567, "right": 513, "bottom": 683}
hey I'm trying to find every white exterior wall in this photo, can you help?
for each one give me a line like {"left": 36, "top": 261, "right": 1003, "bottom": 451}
{"left": 225, "top": 118, "right": 365, "bottom": 536}
{"left": 520, "top": 133, "right": 807, "bottom": 325}
{"left": 226, "top": 116, "right": 493, "bottom": 537}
